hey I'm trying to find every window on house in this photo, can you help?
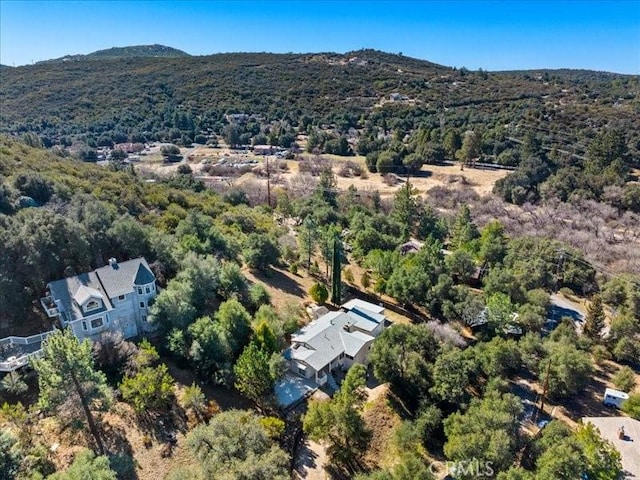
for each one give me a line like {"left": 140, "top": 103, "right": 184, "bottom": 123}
{"left": 82, "top": 321, "right": 87, "bottom": 331}
{"left": 346, "top": 354, "right": 354, "bottom": 360}
{"left": 137, "top": 287, "right": 143, "bottom": 295}
{"left": 141, "top": 315, "right": 147, "bottom": 322}
{"left": 90, "top": 318, "right": 104, "bottom": 329}
{"left": 140, "top": 301, "right": 145, "bottom": 309}
{"left": 118, "top": 294, "right": 125, "bottom": 301}
{"left": 298, "top": 367, "right": 306, "bottom": 375}
{"left": 85, "top": 300, "right": 100, "bottom": 311}
{"left": 145, "top": 286, "right": 150, "bottom": 294}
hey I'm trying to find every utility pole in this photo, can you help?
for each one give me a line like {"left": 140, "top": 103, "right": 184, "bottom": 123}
{"left": 304, "top": 216, "right": 314, "bottom": 271}
{"left": 539, "top": 358, "right": 552, "bottom": 415}
{"left": 265, "top": 156, "right": 271, "bottom": 208}
{"left": 554, "top": 249, "right": 565, "bottom": 292}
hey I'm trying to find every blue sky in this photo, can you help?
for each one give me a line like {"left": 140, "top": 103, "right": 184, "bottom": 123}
{"left": 1, "top": 1, "right": 639, "bottom": 73}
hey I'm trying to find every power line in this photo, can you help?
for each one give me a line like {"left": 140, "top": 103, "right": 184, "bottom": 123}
{"left": 556, "top": 248, "right": 640, "bottom": 288}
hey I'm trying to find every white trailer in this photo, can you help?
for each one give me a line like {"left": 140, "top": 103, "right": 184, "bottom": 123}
{"left": 604, "top": 388, "right": 629, "bottom": 408}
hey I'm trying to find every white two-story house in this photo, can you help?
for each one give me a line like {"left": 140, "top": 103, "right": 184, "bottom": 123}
{"left": 40, "top": 257, "right": 157, "bottom": 340}
{"left": 285, "top": 299, "right": 387, "bottom": 387}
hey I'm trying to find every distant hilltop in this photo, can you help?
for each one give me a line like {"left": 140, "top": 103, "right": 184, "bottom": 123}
{"left": 36, "top": 44, "right": 191, "bottom": 64}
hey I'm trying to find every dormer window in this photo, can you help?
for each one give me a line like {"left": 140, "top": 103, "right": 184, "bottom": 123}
{"left": 85, "top": 300, "right": 100, "bottom": 311}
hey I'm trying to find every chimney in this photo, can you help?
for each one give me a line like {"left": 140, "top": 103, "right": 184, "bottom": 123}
{"left": 108, "top": 257, "right": 118, "bottom": 269}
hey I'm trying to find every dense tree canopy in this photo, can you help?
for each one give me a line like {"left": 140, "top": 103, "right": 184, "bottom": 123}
{"left": 304, "top": 364, "right": 371, "bottom": 470}
{"left": 185, "top": 410, "right": 289, "bottom": 480}
{"left": 369, "top": 324, "right": 440, "bottom": 406}
{"left": 444, "top": 388, "right": 523, "bottom": 478}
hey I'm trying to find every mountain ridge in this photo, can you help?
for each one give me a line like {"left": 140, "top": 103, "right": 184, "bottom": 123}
{"left": 1, "top": 48, "right": 637, "bottom": 159}
{"left": 36, "top": 43, "right": 190, "bottom": 64}
{"left": 17, "top": 45, "right": 633, "bottom": 75}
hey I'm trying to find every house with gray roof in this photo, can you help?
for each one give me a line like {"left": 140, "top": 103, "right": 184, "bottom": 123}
{"left": 40, "top": 257, "right": 157, "bottom": 341}
{"left": 583, "top": 416, "right": 640, "bottom": 479}
{"left": 285, "top": 299, "right": 386, "bottom": 387}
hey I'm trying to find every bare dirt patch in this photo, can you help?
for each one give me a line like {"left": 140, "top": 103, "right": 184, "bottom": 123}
{"left": 362, "top": 385, "right": 401, "bottom": 471}
{"left": 293, "top": 438, "right": 330, "bottom": 480}
{"left": 281, "top": 157, "right": 507, "bottom": 199}
{"left": 135, "top": 147, "right": 509, "bottom": 200}
{"left": 243, "top": 265, "right": 315, "bottom": 312}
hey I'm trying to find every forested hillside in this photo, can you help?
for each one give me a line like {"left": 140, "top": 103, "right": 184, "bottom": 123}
{"left": 2, "top": 49, "right": 638, "bottom": 214}
{"left": 1, "top": 131, "right": 639, "bottom": 479}
{"left": 2, "top": 49, "right": 638, "bottom": 153}
{"left": 3, "top": 34, "right": 640, "bottom": 479}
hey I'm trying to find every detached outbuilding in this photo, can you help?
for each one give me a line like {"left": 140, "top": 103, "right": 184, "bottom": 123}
{"left": 603, "top": 388, "right": 629, "bottom": 409}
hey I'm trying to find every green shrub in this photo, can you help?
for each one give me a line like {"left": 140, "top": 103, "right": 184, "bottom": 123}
{"left": 120, "top": 364, "right": 174, "bottom": 413}
{"left": 612, "top": 366, "right": 637, "bottom": 392}
{"left": 309, "top": 282, "right": 329, "bottom": 304}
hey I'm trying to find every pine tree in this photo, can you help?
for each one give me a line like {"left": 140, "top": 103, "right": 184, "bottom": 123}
{"left": 392, "top": 183, "right": 419, "bottom": 240}
{"left": 456, "top": 130, "right": 481, "bottom": 168}
{"left": 449, "top": 204, "right": 479, "bottom": 251}
{"left": 233, "top": 344, "right": 273, "bottom": 409}
{"left": 583, "top": 294, "right": 606, "bottom": 342}
{"left": 31, "top": 329, "right": 112, "bottom": 453}
{"left": 331, "top": 234, "right": 342, "bottom": 304}
{"left": 0, "top": 371, "right": 28, "bottom": 395}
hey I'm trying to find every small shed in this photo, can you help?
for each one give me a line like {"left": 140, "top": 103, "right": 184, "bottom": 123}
{"left": 604, "top": 388, "right": 629, "bottom": 408}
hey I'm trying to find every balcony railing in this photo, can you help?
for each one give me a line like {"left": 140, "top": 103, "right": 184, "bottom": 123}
{"left": 40, "top": 296, "right": 59, "bottom": 317}
{"left": 0, "top": 331, "right": 55, "bottom": 372}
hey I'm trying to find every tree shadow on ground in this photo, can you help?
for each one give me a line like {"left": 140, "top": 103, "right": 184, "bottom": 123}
{"left": 250, "top": 266, "right": 306, "bottom": 298}
{"left": 293, "top": 438, "right": 319, "bottom": 474}
{"left": 409, "top": 170, "right": 433, "bottom": 179}
{"left": 556, "top": 368, "right": 616, "bottom": 420}
{"left": 162, "top": 356, "right": 254, "bottom": 411}
{"left": 102, "top": 420, "right": 139, "bottom": 480}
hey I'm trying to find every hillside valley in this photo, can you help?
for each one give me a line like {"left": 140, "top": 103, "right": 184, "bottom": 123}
{"left": 1, "top": 44, "right": 639, "bottom": 480}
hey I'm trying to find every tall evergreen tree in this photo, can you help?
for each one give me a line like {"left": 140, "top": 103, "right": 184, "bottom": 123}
{"left": 392, "top": 183, "right": 419, "bottom": 240}
{"left": 443, "top": 129, "right": 462, "bottom": 161}
{"left": 456, "top": 130, "right": 481, "bottom": 168}
{"left": 233, "top": 343, "right": 274, "bottom": 409}
{"left": 583, "top": 294, "right": 606, "bottom": 341}
{"left": 331, "top": 234, "right": 342, "bottom": 304}
{"left": 31, "top": 329, "right": 112, "bottom": 454}
{"left": 449, "top": 204, "right": 479, "bottom": 251}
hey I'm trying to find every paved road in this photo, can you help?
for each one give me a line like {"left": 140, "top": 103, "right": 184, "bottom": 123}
{"left": 545, "top": 293, "right": 586, "bottom": 335}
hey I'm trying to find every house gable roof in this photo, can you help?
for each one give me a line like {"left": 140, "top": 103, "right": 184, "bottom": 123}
{"left": 342, "top": 299, "right": 385, "bottom": 315}
{"left": 48, "top": 272, "right": 111, "bottom": 322}
{"left": 48, "top": 257, "right": 154, "bottom": 322}
{"left": 95, "top": 258, "right": 155, "bottom": 298}
{"left": 73, "top": 285, "right": 104, "bottom": 306}
{"left": 290, "top": 309, "right": 380, "bottom": 372}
